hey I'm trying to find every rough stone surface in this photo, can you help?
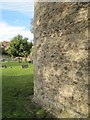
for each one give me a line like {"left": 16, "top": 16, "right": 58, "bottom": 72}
{"left": 34, "top": 2, "right": 89, "bottom": 118}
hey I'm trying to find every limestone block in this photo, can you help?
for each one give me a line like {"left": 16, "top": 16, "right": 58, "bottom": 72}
{"left": 34, "top": 2, "right": 89, "bottom": 118}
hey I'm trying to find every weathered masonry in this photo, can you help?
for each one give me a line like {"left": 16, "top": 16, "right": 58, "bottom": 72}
{"left": 34, "top": 2, "right": 89, "bottom": 118}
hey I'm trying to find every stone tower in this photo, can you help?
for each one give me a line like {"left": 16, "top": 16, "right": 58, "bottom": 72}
{"left": 34, "top": 2, "right": 89, "bottom": 118}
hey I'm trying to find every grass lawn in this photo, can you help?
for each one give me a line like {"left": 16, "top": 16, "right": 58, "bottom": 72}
{"left": 1, "top": 61, "right": 52, "bottom": 118}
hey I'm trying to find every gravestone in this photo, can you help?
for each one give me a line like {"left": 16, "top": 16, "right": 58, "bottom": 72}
{"left": 22, "top": 64, "right": 28, "bottom": 68}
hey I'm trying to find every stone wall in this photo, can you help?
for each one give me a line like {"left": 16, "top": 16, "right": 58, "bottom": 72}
{"left": 34, "top": 2, "right": 89, "bottom": 118}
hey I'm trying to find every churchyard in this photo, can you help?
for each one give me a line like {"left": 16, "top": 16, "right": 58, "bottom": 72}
{"left": 1, "top": 61, "right": 52, "bottom": 118}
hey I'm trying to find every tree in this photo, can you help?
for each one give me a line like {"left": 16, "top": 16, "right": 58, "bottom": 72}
{"left": 30, "top": 19, "right": 34, "bottom": 34}
{"left": 7, "top": 34, "right": 33, "bottom": 57}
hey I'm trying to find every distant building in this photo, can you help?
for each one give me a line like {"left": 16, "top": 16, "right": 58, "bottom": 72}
{"left": 1, "top": 41, "right": 10, "bottom": 50}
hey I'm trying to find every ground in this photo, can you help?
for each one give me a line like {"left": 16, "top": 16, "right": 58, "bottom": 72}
{"left": 1, "top": 61, "right": 52, "bottom": 118}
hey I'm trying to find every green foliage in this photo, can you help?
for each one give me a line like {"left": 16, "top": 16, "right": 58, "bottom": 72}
{"left": 7, "top": 34, "right": 33, "bottom": 57}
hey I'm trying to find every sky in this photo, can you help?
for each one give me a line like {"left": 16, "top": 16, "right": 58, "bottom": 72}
{"left": 0, "top": 1, "right": 34, "bottom": 42}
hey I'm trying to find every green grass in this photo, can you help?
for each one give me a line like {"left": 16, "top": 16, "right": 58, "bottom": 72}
{"left": 1, "top": 61, "right": 52, "bottom": 118}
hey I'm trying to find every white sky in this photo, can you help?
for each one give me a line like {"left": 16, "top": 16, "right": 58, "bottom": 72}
{"left": 0, "top": 21, "right": 33, "bottom": 42}
{"left": 0, "top": 0, "right": 34, "bottom": 2}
